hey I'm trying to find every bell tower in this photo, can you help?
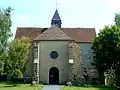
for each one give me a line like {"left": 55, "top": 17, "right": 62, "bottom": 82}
{"left": 51, "top": 9, "right": 62, "bottom": 28}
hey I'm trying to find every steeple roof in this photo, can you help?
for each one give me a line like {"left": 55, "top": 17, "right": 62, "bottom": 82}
{"left": 52, "top": 9, "right": 61, "bottom": 20}
{"left": 51, "top": 9, "right": 62, "bottom": 28}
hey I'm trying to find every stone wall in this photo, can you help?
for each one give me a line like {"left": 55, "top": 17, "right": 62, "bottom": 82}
{"left": 24, "top": 44, "right": 34, "bottom": 83}
{"left": 39, "top": 41, "right": 71, "bottom": 84}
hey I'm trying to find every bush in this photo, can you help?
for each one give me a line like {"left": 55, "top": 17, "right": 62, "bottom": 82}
{"left": 11, "top": 69, "right": 23, "bottom": 84}
{"left": 67, "top": 82, "right": 72, "bottom": 86}
{"left": 105, "top": 69, "right": 116, "bottom": 86}
{"left": 12, "top": 69, "right": 23, "bottom": 79}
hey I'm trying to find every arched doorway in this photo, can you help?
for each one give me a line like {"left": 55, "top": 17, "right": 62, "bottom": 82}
{"left": 49, "top": 67, "right": 59, "bottom": 84}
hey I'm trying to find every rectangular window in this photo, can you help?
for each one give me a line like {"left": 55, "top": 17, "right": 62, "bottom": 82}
{"left": 34, "top": 47, "right": 38, "bottom": 59}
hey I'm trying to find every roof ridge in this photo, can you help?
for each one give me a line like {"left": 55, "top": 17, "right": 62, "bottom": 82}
{"left": 61, "top": 27, "right": 95, "bottom": 29}
{"left": 17, "top": 27, "right": 95, "bottom": 29}
{"left": 17, "top": 27, "right": 48, "bottom": 29}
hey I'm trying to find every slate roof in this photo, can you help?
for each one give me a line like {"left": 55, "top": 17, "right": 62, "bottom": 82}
{"left": 15, "top": 27, "right": 96, "bottom": 43}
{"left": 52, "top": 10, "right": 61, "bottom": 20}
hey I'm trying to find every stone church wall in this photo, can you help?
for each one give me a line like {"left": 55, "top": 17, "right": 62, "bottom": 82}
{"left": 79, "top": 43, "right": 93, "bottom": 68}
{"left": 24, "top": 45, "right": 34, "bottom": 83}
{"left": 39, "top": 41, "right": 72, "bottom": 84}
{"left": 24, "top": 42, "right": 98, "bottom": 84}
{"left": 78, "top": 43, "right": 98, "bottom": 84}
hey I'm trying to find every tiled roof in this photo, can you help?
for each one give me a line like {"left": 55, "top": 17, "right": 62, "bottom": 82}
{"left": 34, "top": 26, "right": 72, "bottom": 41}
{"left": 15, "top": 27, "right": 96, "bottom": 43}
{"left": 15, "top": 27, "right": 44, "bottom": 40}
{"left": 62, "top": 28, "right": 96, "bottom": 42}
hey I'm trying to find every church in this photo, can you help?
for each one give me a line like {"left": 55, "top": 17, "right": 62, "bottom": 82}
{"left": 15, "top": 10, "right": 97, "bottom": 84}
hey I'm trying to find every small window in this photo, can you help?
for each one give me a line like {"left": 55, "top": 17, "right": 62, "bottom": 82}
{"left": 34, "top": 47, "right": 38, "bottom": 59}
{"left": 50, "top": 51, "right": 58, "bottom": 59}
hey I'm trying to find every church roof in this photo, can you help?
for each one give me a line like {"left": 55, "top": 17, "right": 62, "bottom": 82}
{"left": 15, "top": 27, "right": 96, "bottom": 43}
{"left": 34, "top": 25, "right": 72, "bottom": 41}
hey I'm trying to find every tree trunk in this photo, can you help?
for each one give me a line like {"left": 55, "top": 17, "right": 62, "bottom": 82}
{"left": 98, "top": 71, "right": 105, "bottom": 85}
{"left": 115, "top": 68, "right": 120, "bottom": 86}
{"left": 7, "top": 74, "right": 11, "bottom": 82}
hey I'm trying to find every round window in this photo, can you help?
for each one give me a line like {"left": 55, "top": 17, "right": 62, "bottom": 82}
{"left": 50, "top": 51, "right": 58, "bottom": 59}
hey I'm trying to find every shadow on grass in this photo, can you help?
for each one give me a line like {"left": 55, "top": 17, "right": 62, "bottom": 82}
{"left": 61, "top": 85, "right": 117, "bottom": 90}
{"left": 97, "top": 88, "right": 117, "bottom": 90}
{"left": 84, "top": 87, "right": 116, "bottom": 90}
{"left": 2, "top": 85, "right": 14, "bottom": 87}
{"left": 0, "top": 84, "right": 15, "bottom": 88}
{"left": 81, "top": 85, "right": 117, "bottom": 90}
{"left": 0, "top": 82, "right": 20, "bottom": 88}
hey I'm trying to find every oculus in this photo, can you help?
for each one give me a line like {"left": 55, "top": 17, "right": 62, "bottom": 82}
{"left": 50, "top": 51, "right": 58, "bottom": 59}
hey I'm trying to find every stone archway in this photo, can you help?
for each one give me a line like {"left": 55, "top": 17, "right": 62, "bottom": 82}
{"left": 49, "top": 67, "right": 59, "bottom": 84}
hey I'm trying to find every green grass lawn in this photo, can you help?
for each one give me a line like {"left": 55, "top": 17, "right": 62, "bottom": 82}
{"left": 0, "top": 82, "right": 43, "bottom": 90}
{"left": 61, "top": 86, "right": 117, "bottom": 90}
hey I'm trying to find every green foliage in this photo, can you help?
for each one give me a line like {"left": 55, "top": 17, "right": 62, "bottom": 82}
{"left": 0, "top": 59, "right": 4, "bottom": 75}
{"left": 0, "top": 7, "right": 30, "bottom": 81}
{"left": 92, "top": 25, "right": 120, "bottom": 85}
{"left": 0, "top": 7, "right": 13, "bottom": 52}
{"left": 0, "top": 82, "right": 43, "bottom": 90}
{"left": 61, "top": 86, "right": 116, "bottom": 90}
{"left": 7, "top": 37, "right": 30, "bottom": 79}
{"left": 0, "top": 53, "right": 8, "bottom": 74}
{"left": 12, "top": 69, "right": 23, "bottom": 79}
{"left": 0, "top": 7, "right": 12, "bottom": 75}
{"left": 105, "top": 68, "right": 116, "bottom": 86}
{"left": 115, "top": 13, "right": 120, "bottom": 26}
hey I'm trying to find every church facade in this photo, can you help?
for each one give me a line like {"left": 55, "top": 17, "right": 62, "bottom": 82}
{"left": 15, "top": 10, "right": 97, "bottom": 84}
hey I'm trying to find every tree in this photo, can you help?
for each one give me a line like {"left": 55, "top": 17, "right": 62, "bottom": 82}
{"left": 92, "top": 25, "right": 120, "bottom": 85}
{"left": 0, "top": 52, "right": 8, "bottom": 75}
{"left": 0, "top": 7, "right": 13, "bottom": 75}
{"left": 6, "top": 37, "right": 30, "bottom": 79}
{"left": 115, "top": 13, "right": 120, "bottom": 26}
{"left": 0, "top": 7, "right": 13, "bottom": 52}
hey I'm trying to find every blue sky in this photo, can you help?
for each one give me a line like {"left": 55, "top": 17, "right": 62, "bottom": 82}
{"left": 1, "top": 0, "right": 120, "bottom": 36}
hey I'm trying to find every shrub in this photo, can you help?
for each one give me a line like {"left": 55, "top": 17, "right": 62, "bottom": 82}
{"left": 105, "top": 68, "right": 116, "bottom": 86}
{"left": 11, "top": 69, "right": 23, "bottom": 84}
{"left": 12, "top": 69, "right": 23, "bottom": 79}
{"left": 67, "top": 82, "right": 72, "bottom": 86}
